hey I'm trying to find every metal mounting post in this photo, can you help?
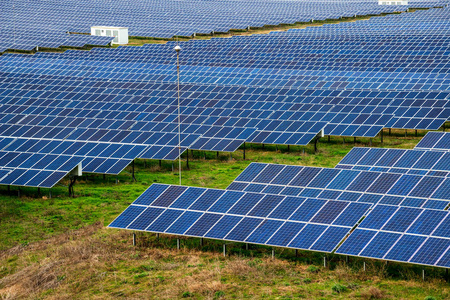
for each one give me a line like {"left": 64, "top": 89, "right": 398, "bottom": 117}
{"left": 200, "top": 238, "right": 203, "bottom": 247}
{"left": 132, "top": 160, "right": 136, "bottom": 182}
{"left": 422, "top": 269, "right": 425, "bottom": 281}
{"left": 328, "top": 135, "right": 330, "bottom": 142}
{"left": 380, "top": 129, "right": 384, "bottom": 144}
{"left": 295, "top": 249, "right": 298, "bottom": 257}
{"left": 415, "top": 129, "right": 418, "bottom": 137}
{"left": 243, "top": 142, "right": 246, "bottom": 159}
{"left": 159, "top": 160, "right": 162, "bottom": 167}
{"left": 363, "top": 261, "right": 366, "bottom": 271}
{"left": 354, "top": 137, "right": 357, "bottom": 144}
{"left": 177, "top": 239, "right": 180, "bottom": 250}
{"left": 68, "top": 176, "right": 76, "bottom": 198}
{"left": 186, "top": 149, "right": 189, "bottom": 169}
{"left": 246, "top": 243, "right": 248, "bottom": 250}
{"left": 369, "top": 138, "right": 372, "bottom": 147}
{"left": 223, "top": 244, "right": 226, "bottom": 257}
{"left": 389, "top": 128, "right": 391, "bottom": 136}
{"left": 133, "top": 233, "right": 136, "bottom": 246}
{"left": 103, "top": 174, "right": 106, "bottom": 180}
{"left": 287, "top": 145, "right": 290, "bottom": 152}
{"left": 323, "top": 256, "right": 326, "bottom": 268}
{"left": 37, "top": 187, "right": 41, "bottom": 198}
{"left": 272, "top": 249, "right": 275, "bottom": 259}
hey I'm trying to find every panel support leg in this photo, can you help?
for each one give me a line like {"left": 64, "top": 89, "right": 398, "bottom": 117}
{"left": 262, "top": 144, "right": 264, "bottom": 149}
{"left": 405, "top": 129, "right": 407, "bottom": 137}
{"left": 216, "top": 151, "right": 219, "bottom": 158}
{"left": 159, "top": 160, "right": 162, "bottom": 168}
{"left": 245, "top": 243, "right": 249, "bottom": 250}
{"left": 314, "top": 137, "right": 319, "bottom": 153}
{"left": 389, "top": 128, "right": 391, "bottom": 136}
{"left": 186, "top": 149, "right": 189, "bottom": 170}
{"left": 354, "top": 137, "right": 356, "bottom": 144}
{"left": 243, "top": 142, "right": 246, "bottom": 160}
{"left": 49, "top": 190, "right": 52, "bottom": 199}
{"left": 132, "top": 160, "right": 136, "bottom": 182}
{"left": 380, "top": 129, "right": 384, "bottom": 144}
{"left": 116, "top": 176, "right": 118, "bottom": 184}
{"left": 103, "top": 174, "right": 106, "bottom": 180}
{"left": 287, "top": 145, "right": 290, "bottom": 152}
{"left": 200, "top": 238, "right": 203, "bottom": 247}
{"left": 223, "top": 244, "right": 226, "bottom": 257}
{"left": 177, "top": 239, "right": 180, "bottom": 250}
{"left": 369, "top": 138, "right": 372, "bottom": 147}
{"left": 422, "top": 269, "right": 425, "bottom": 281}
{"left": 415, "top": 129, "right": 418, "bottom": 137}
{"left": 272, "top": 249, "right": 275, "bottom": 259}
{"left": 133, "top": 233, "right": 136, "bottom": 246}
{"left": 37, "top": 187, "right": 41, "bottom": 198}
{"left": 363, "top": 261, "right": 366, "bottom": 271}
{"left": 328, "top": 135, "right": 330, "bottom": 142}
{"left": 323, "top": 256, "right": 326, "bottom": 268}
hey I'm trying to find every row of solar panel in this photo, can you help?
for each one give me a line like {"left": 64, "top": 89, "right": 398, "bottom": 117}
{"left": 109, "top": 183, "right": 450, "bottom": 268}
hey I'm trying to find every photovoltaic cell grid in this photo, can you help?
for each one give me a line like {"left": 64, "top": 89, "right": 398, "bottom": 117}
{"left": 336, "top": 147, "right": 450, "bottom": 178}
{"left": 415, "top": 132, "right": 450, "bottom": 152}
{"left": 0, "top": 0, "right": 443, "bottom": 52}
{"left": 0, "top": 137, "right": 82, "bottom": 188}
{"left": 109, "top": 183, "right": 372, "bottom": 253}
{"left": 336, "top": 204, "right": 450, "bottom": 268}
{"left": 228, "top": 163, "right": 450, "bottom": 210}
{"left": 110, "top": 183, "right": 450, "bottom": 268}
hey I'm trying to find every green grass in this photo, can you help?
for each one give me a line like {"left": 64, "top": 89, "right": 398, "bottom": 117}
{"left": 1, "top": 130, "right": 450, "bottom": 299}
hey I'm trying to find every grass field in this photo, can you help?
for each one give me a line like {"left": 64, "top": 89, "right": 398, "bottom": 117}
{"left": 1, "top": 130, "right": 449, "bottom": 299}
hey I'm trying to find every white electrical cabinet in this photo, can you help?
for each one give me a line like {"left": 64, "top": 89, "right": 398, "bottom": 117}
{"left": 91, "top": 26, "right": 128, "bottom": 45}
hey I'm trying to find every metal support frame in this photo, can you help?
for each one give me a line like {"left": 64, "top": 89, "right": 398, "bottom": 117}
{"left": 133, "top": 233, "right": 136, "bottom": 246}
{"left": 314, "top": 137, "right": 319, "bottom": 153}
{"left": 186, "top": 149, "right": 189, "bottom": 169}
{"left": 177, "top": 239, "right": 180, "bottom": 250}
{"left": 363, "top": 261, "right": 366, "bottom": 271}
{"left": 223, "top": 244, "right": 226, "bottom": 257}
{"left": 132, "top": 160, "right": 137, "bottom": 182}
{"left": 243, "top": 142, "right": 246, "bottom": 160}
{"left": 380, "top": 129, "right": 384, "bottom": 144}
{"left": 272, "top": 249, "right": 275, "bottom": 259}
{"left": 323, "top": 256, "right": 326, "bottom": 268}
{"left": 68, "top": 176, "right": 77, "bottom": 198}
{"left": 37, "top": 187, "right": 41, "bottom": 198}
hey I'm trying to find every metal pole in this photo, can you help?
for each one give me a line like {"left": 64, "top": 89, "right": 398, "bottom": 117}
{"left": 323, "top": 256, "right": 326, "bottom": 268}
{"left": 245, "top": 243, "right": 248, "bottom": 250}
{"left": 272, "top": 249, "right": 274, "bottom": 259}
{"left": 177, "top": 239, "right": 180, "bottom": 250}
{"left": 133, "top": 233, "right": 136, "bottom": 246}
{"left": 175, "top": 44, "right": 182, "bottom": 186}
{"left": 200, "top": 238, "right": 203, "bottom": 247}
{"left": 132, "top": 160, "right": 136, "bottom": 182}
{"left": 186, "top": 149, "right": 189, "bottom": 169}
{"left": 380, "top": 129, "right": 384, "bottom": 144}
{"left": 422, "top": 269, "right": 425, "bottom": 281}
{"left": 363, "top": 261, "right": 366, "bottom": 271}
{"left": 243, "top": 142, "right": 246, "bottom": 160}
{"left": 223, "top": 244, "right": 226, "bottom": 257}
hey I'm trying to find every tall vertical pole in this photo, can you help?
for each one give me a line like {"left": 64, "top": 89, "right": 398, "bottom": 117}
{"left": 175, "top": 45, "right": 182, "bottom": 186}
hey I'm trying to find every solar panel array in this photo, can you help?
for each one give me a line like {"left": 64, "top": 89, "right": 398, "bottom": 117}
{"left": 110, "top": 182, "right": 450, "bottom": 268}
{"left": 110, "top": 183, "right": 372, "bottom": 253}
{"left": 1, "top": 6, "right": 450, "bottom": 188}
{"left": 336, "top": 147, "right": 450, "bottom": 177}
{"left": 1, "top": 0, "right": 444, "bottom": 52}
{"left": 228, "top": 163, "right": 450, "bottom": 210}
{"left": 415, "top": 132, "right": 450, "bottom": 151}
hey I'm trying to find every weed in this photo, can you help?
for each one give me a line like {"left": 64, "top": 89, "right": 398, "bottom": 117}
{"left": 182, "top": 291, "right": 193, "bottom": 298}
{"left": 332, "top": 283, "right": 347, "bottom": 293}
{"left": 214, "top": 290, "right": 225, "bottom": 298}
{"left": 424, "top": 297, "right": 436, "bottom": 300}
{"left": 307, "top": 265, "right": 320, "bottom": 273}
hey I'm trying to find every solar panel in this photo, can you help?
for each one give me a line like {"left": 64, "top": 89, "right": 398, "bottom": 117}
{"left": 229, "top": 162, "right": 450, "bottom": 209}
{"left": 109, "top": 183, "right": 372, "bottom": 253}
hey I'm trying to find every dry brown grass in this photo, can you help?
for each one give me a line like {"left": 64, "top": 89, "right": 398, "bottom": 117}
{"left": 1, "top": 224, "right": 449, "bottom": 299}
